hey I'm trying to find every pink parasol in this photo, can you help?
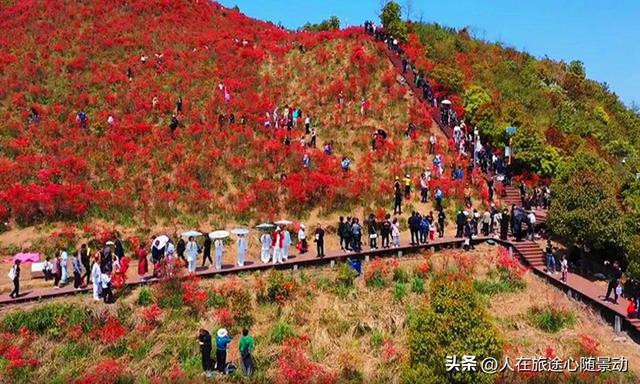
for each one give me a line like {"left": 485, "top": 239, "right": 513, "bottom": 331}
{"left": 12, "top": 252, "right": 41, "bottom": 264}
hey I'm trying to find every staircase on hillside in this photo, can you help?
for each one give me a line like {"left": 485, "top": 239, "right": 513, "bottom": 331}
{"left": 512, "top": 241, "right": 546, "bottom": 269}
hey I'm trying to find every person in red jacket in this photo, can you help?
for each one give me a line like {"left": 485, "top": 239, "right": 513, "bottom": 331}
{"left": 628, "top": 300, "right": 637, "bottom": 319}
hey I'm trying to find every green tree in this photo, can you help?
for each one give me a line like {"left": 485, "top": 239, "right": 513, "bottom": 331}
{"left": 548, "top": 151, "right": 627, "bottom": 262}
{"left": 402, "top": 274, "right": 503, "bottom": 384}
{"left": 380, "top": 1, "right": 407, "bottom": 40}
{"left": 463, "top": 85, "right": 492, "bottom": 120}
{"left": 568, "top": 60, "right": 586, "bottom": 79}
{"left": 430, "top": 64, "right": 465, "bottom": 94}
{"left": 512, "top": 127, "right": 560, "bottom": 177}
{"left": 302, "top": 16, "right": 340, "bottom": 32}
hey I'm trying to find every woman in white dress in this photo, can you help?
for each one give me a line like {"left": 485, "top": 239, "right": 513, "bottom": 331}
{"left": 214, "top": 238, "right": 224, "bottom": 270}
{"left": 260, "top": 232, "right": 272, "bottom": 263}
{"left": 237, "top": 234, "right": 247, "bottom": 267}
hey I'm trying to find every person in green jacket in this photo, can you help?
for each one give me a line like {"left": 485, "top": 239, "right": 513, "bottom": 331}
{"left": 239, "top": 328, "right": 255, "bottom": 376}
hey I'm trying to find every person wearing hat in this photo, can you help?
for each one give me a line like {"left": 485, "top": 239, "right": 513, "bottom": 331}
{"left": 215, "top": 328, "right": 233, "bottom": 374}
{"left": 8, "top": 259, "right": 20, "bottom": 299}
{"left": 236, "top": 233, "right": 247, "bottom": 267}
{"left": 298, "top": 224, "right": 308, "bottom": 254}
{"left": 198, "top": 328, "right": 213, "bottom": 378}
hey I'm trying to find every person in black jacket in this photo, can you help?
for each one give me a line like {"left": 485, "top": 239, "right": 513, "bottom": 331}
{"left": 603, "top": 261, "right": 623, "bottom": 304}
{"left": 176, "top": 237, "right": 187, "bottom": 267}
{"left": 114, "top": 233, "right": 125, "bottom": 260}
{"left": 202, "top": 235, "right": 212, "bottom": 267}
{"left": 338, "top": 216, "right": 347, "bottom": 251}
{"left": 393, "top": 177, "right": 402, "bottom": 215}
{"left": 409, "top": 212, "right": 420, "bottom": 245}
{"left": 455, "top": 211, "right": 466, "bottom": 238}
{"left": 198, "top": 329, "right": 213, "bottom": 378}
{"left": 368, "top": 214, "right": 379, "bottom": 249}
{"left": 437, "top": 209, "right": 446, "bottom": 238}
{"left": 500, "top": 209, "right": 510, "bottom": 240}
{"left": 344, "top": 217, "right": 352, "bottom": 252}
{"left": 381, "top": 214, "right": 391, "bottom": 248}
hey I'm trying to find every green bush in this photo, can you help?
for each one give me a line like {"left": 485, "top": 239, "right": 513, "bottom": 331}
{"left": 1, "top": 304, "right": 92, "bottom": 336}
{"left": 270, "top": 320, "right": 296, "bottom": 344}
{"left": 528, "top": 306, "right": 576, "bottom": 333}
{"left": 369, "top": 329, "right": 384, "bottom": 349}
{"left": 336, "top": 261, "right": 358, "bottom": 288}
{"left": 402, "top": 274, "right": 503, "bottom": 384}
{"left": 411, "top": 277, "right": 425, "bottom": 294}
{"left": 473, "top": 268, "right": 526, "bottom": 296}
{"left": 136, "top": 287, "right": 154, "bottom": 306}
{"left": 392, "top": 267, "right": 410, "bottom": 283}
{"left": 393, "top": 282, "right": 407, "bottom": 301}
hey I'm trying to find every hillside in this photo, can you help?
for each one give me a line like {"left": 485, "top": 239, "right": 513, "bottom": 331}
{"left": 1, "top": 245, "right": 637, "bottom": 383}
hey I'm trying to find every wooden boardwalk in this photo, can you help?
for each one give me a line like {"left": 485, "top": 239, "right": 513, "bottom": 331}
{"left": 0, "top": 235, "right": 486, "bottom": 306}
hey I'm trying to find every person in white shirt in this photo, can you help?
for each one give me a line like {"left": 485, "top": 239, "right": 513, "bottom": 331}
{"left": 391, "top": 218, "right": 401, "bottom": 248}
{"left": 107, "top": 115, "right": 115, "bottom": 127}
{"left": 282, "top": 228, "right": 291, "bottom": 261}
{"left": 298, "top": 224, "right": 308, "bottom": 254}
{"left": 260, "top": 232, "right": 272, "bottom": 263}
{"left": 528, "top": 212, "right": 536, "bottom": 241}
{"left": 60, "top": 251, "right": 69, "bottom": 284}
{"left": 272, "top": 228, "right": 283, "bottom": 265}
{"left": 91, "top": 257, "right": 102, "bottom": 301}
{"left": 237, "top": 234, "right": 247, "bottom": 267}
{"left": 214, "top": 238, "right": 224, "bottom": 270}
{"left": 185, "top": 236, "right": 199, "bottom": 274}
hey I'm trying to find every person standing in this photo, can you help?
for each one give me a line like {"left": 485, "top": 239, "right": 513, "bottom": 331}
{"left": 215, "top": 328, "right": 233, "bottom": 374}
{"left": 368, "top": 214, "right": 378, "bottom": 249}
{"left": 239, "top": 328, "right": 255, "bottom": 376}
{"left": 137, "top": 243, "right": 148, "bottom": 278}
{"left": 185, "top": 236, "right": 199, "bottom": 274}
{"left": 202, "top": 235, "right": 212, "bottom": 268}
{"left": 8, "top": 260, "right": 20, "bottom": 299}
{"left": 272, "top": 228, "right": 283, "bottom": 265}
{"left": 455, "top": 211, "right": 465, "bottom": 238}
{"left": 72, "top": 252, "right": 82, "bottom": 289}
{"left": 437, "top": 209, "right": 446, "bottom": 238}
{"left": 282, "top": 227, "right": 291, "bottom": 262}
{"left": 114, "top": 233, "right": 125, "bottom": 261}
{"left": 527, "top": 211, "right": 536, "bottom": 241}
{"left": 545, "top": 240, "right": 556, "bottom": 274}
{"left": 403, "top": 174, "right": 412, "bottom": 200}
{"left": 351, "top": 219, "right": 363, "bottom": 253}
{"left": 298, "top": 225, "right": 308, "bottom": 254}
{"left": 60, "top": 250, "right": 69, "bottom": 285}
{"left": 434, "top": 187, "right": 444, "bottom": 211}
{"left": 391, "top": 218, "right": 401, "bottom": 248}
{"left": 482, "top": 211, "right": 491, "bottom": 236}
{"left": 101, "top": 273, "right": 113, "bottom": 304}
{"left": 381, "top": 214, "right": 391, "bottom": 248}
{"left": 52, "top": 252, "right": 61, "bottom": 289}
{"left": 79, "top": 244, "right": 90, "bottom": 284}
{"left": 91, "top": 256, "right": 102, "bottom": 300}
{"left": 176, "top": 237, "right": 187, "bottom": 267}
{"left": 500, "top": 209, "right": 510, "bottom": 241}
{"left": 315, "top": 225, "right": 325, "bottom": 258}
{"left": 393, "top": 177, "right": 402, "bottom": 215}
{"left": 560, "top": 255, "right": 568, "bottom": 283}
{"left": 214, "top": 238, "right": 225, "bottom": 270}
{"left": 338, "top": 216, "right": 347, "bottom": 251}
{"left": 344, "top": 217, "right": 353, "bottom": 252}
{"left": 237, "top": 234, "right": 247, "bottom": 267}
{"left": 420, "top": 173, "right": 429, "bottom": 203}
{"left": 429, "top": 133, "right": 437, "bottom": 154}
{"left": 260, "top": 231, "right": 272, "bottom": 263}
{"left": 198, "top": 329, "right": 213, "bottom": 378}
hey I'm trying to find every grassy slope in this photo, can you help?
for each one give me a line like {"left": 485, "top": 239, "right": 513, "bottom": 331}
{"left": 1, "top": 245, "right": 638, "bottom": 383}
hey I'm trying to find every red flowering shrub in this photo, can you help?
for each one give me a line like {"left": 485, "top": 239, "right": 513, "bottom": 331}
{"left": 75, "top": 359, "right": 128, "bottom": 384}
{"left": 274, "top": 337, "right": 337, "bottom": 384}
{"left": 141, "top": 304, "right": 162, "bottom": 327}
{"left": 89, "top": 317, "right": 126, "bottom": 345}
{"left": 577, "top": 334, "right": 601, "bottom": 357}
{"left": 182, "top": 276, "right": 208, "bottom": 316}
{"left": 364, "top": 257, "right": 391, "bottom": 288}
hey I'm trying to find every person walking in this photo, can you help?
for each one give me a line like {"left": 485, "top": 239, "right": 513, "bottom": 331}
{"left": 272, "top": 228, "right": 283, "bottom": 265}
{"left": 72, "top": 252, "right": 82, "bottom": 289}
{"left": 315, "top": 225, "right": 325, "bottom": 258}
{"left": 344, "top": 217, "right": 353, "bottom": 252}
{"left": 215, "top": 328, "right": 233, "bottom": 374}
{"left": 214, "top": 238, "right": 225, "bottom": 270}
{"left": 239, "top": 328, "right": 255, "bottom": 376}
{"left": 136, "top": 243, "right": 148, "bottom": 278}
{"left": 237, "top": 234, "right": 247, "bottom": 266}
{"left": 260, "top": 231, "right": 272, "bottom": 263}
{"left": 198, "top": 329, "right": 213, "bottom": 378}
{"left": 60, "top": 250, "right": 69, "bottom": 285}
{"left": 527, "top": 211, "right": 536, "bottom": 241}
{"left": 338, "top": 217, "right": 347, "bottom": 251}
{"left": 545, "top": 240, "right": 556, "bottom": 274}
{"left": 79, "top": 244, "right": 90, "bottom": 284}
{"left": 603, "top": 260, "right": 623, "bottom": 304}
{"left": 429, "top": 133, "right": 436, "bottom": 154}
{"left": 176, "top": 237, "right": 187, "bottom": 267}
{"left": 282, "top": 227, "right": 292, "bottom": 262}
{"left": 185, "top": 236, "right": 199, "bottom": 274}
{"left": 8, "top": 260, "right": 20, "bottom": 299}
{"left": 437, "top": 209, "right": 446, "bottom": 238}
{"left": 91, "top": 256, "right": 102, "bottom": 300}
{"left": 420, "top": 172, "right": 429, "bottom": 203}
{"left": 202, "top": 235, "right": 213, "bottom": 267}
{"left": 52, "top": 252, "right": 61, "bottom": 289}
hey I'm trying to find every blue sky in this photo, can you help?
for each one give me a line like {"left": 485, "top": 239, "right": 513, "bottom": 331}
{"left": 221, "top": 0, "right": 639, "bottom": 107}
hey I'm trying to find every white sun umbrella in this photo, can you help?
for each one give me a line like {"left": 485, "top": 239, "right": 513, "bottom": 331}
{"left": 181, "top": 230, "right": 203, "bottom": 238}
{"left": 231, "top": 228, "right": 250, "bottom": 235}
{"left": 256, "top": 223, "right": 275, "bottom": 231}
{"left": 441, "top": 99, "right": 452, "bottom": 105}
{"left": 209, "top": 230, "right": 230, "bottom": 240}
{"left": 153, "top": 235, "right": 169, "bottom": 249}
{"left": 274, "top": 219, "right": 292, "bottom": 226}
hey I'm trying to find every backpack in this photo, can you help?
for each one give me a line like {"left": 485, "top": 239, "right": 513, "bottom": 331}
{"left": 8, "top": 266, "right": 16, "bottom": 281}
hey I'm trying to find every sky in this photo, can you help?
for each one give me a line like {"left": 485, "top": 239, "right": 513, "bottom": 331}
{"left": 220, "top": 0, "right": 640, "bottom": 107}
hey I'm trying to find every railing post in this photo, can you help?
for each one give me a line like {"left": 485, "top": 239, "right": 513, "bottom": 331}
{"left": 365, "top": 255, "right": 370, "bottom": 263}
{"left": 330, "top": 260, "right": 335, "bottom": 268}
{"left": 614, "top": 315, "right": 622, "bottom": 333}
{"left": 293, "top": 264, "right": 298, "bottom": 271}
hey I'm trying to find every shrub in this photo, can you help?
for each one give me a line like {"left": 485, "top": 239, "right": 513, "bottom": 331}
{"left": 1, "top": 304, "right": 92, "bottom": 337}
{"left": 274, "top": 336, "right": 336, "bottom": 384}
{"left": 393, "top": 282, "right": 407, "bottom": 301}
{"left": 411, "top": 277, "right": 425, "bottom": 294}
{"left": 258, "top": 271, "right": 297, "bottom": 304}
{"left": 369, "top": 329, "right": 384, "bottom": 349}
{"left": 336, "top": 261, "right": 358, "bottom": 288}
{"left": 528, "top": 306, "right": 576, "bottom": 333}
{"left": 136, "top": 287, "right": 154, "bottom": 307}
{"left": 402, "top": 274, "right": 503, "bottom": 384}
{"left": 364, "top": 258, "right": 390, "bottom": 288}
{"left": 271, "top": 320, "right": 296, "bottom": 344}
